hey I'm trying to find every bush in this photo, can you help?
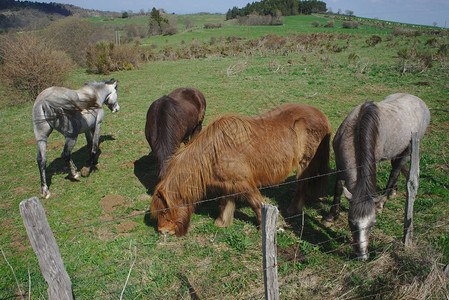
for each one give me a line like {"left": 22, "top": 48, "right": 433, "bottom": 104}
{"left": 204, "top": 23, "right": 222, "bottom": 29}
{"left": 85, "top": 42, "right": 141, "bottom": 74}
{"left": 324, "top": 21, "right": 334, "bottom": 28}
{"left": 0, "top": 33, "right": 73, "bottom": 102}
{"left": 237, "top": 13, "right": 283, "bottom": 26}
{"left": 342, "top": 21, "right": 359, "bottom": 29}
{"left": 312, "top": 21, "right": 320, "bottom": 27}
{"left": 366, "top": 35, "right": 382, "bottom": 47}
{"left": 38, "top": 16, "right": 104, "bottom": 66}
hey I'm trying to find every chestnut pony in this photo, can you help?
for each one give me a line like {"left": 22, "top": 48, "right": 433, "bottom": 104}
{"left": 145, "top": 88, "right": 206, "bottom": 177}
{"left": 151, "top": 103, "right": 332, "bottom": 236}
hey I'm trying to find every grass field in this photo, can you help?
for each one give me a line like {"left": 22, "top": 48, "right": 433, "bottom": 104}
{"left": 1, "top": 13, "right": 448, "bottom": 299}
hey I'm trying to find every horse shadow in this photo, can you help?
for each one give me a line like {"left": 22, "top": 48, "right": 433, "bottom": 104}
{"left": 133, "top": 152, "right": 160, "bottom": 194}
{"left": 133, "top": 153, "right": 161, "bottom": 228}
{"left": 45, "top": 135, "right": 115, "bottom": 188}
{"left": 195, "top": 172, "right": 350, "bottom": 257}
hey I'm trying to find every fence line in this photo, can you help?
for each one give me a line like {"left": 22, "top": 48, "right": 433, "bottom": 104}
{"left": 5, "top": 145, "right": 443, "bottom": 298}
{"left": 3, "top": 211, "right": 446, "bottom": 299}
{"left": 0, "top": 153, "right": 414, "bottom": 250}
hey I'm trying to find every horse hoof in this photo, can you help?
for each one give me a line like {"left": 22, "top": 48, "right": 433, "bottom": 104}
{"left": 41, "top": 190, "right": 51, "bottom": 199}
{"left": 72, "top": 173, "right": 81, "bottom": 181}
{"left": 214, "top": 218, "right": 228, "bottom": 228}
{"left": 80, "top": 167, "right": 90, "bottom": 177}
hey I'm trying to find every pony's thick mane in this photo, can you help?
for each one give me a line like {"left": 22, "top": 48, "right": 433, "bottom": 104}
{"left": 159, "top": 114, "right": 256, "bottom": 208}
{"left": 351, "top": 101, "right": 380, "bottom": 217}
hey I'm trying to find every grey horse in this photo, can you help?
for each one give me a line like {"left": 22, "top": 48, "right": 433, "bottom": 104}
{"left": 32, "top": 79, "right": 119, "bottom": 199}
{"left": 323, "top": 93, "right": 430, "bottom": 260}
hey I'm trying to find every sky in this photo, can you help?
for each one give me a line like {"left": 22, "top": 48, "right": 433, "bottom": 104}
{"left": 39, "top": 0, "right": 449, "bottom": 28}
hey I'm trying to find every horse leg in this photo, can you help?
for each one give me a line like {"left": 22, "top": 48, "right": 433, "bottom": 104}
{"left": 377, "top": 148, "right": 411, "bottom": 212}
{"left": 85, "top": 129, "right": 93, "bottom": 151}
{"left": 322, "top": 176, "right": 344, "bottom": 227}
{"left": 36, "top": 138, "right": 51, "bottom": 199}
{"left": 287, "top": 178, "right": 308, "bottom": 215}
{"left": 215, "top": 198, "right": 236, "bottom": 227}
{"left": 34, "top": 120, "right": 53, "bottom": 199}
{"left": 244, "top": 190, "right": 264, "bottom": 226}
{"left": 81, "top": 124, "right": 101, "bottom": 177}
{"left": 62, "top": 136, "right": 80, "bottom": 181}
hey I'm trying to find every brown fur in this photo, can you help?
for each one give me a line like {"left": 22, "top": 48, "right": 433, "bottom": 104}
{"left": 145, "top": 88, "right": 206, "bottom": 177}
{"left": 150, "top": 103, "right": 331, "bottom": 236}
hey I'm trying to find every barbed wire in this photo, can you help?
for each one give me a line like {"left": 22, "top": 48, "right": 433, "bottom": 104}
{"left": 1, "top": 151, "right": 418, "bottom": 250}
{"left": 2, "top": 151, "right": 445, "bottom": 298}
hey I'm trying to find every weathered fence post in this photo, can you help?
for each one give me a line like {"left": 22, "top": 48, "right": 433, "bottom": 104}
{"left": 19, "top": 197, "right": 73, "bottom": 300}
{"left": 403, "top": 132, "right": 419, "bottom": 248}
{"left": 261, "top": 203, "right": 279, "bottom": 300}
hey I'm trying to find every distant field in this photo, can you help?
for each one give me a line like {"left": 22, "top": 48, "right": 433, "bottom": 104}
{"left": 1, "top": 13, "right": 448, "bottom": 299}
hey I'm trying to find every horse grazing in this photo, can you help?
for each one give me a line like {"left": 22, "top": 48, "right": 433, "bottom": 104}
{"left": 145, "top": 88, "right": 206, "bottom": 178}
{"left": 323, "top": 93, "right": 430, "bottom": 260}
{"left": 150, "top": 103, "right": 331, "bottom": 236}
{"left": 32, "top": 79, "right": 120, "bottom": 199}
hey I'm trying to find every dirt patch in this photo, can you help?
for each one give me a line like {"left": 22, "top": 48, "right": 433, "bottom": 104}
{"left": 99, "top": 194, "right": 129, "bottom": 215}
{"left": 121, "top": 161, "right": 135, "bottom": 169}
{"left": 26, "top": 138, "right": 35, "bottom": 145}
{"left": 116, "top": 220, "right": 139, "bottom": 233}
{"left": 48, "top": 140, "right": 64, "bottom": 149}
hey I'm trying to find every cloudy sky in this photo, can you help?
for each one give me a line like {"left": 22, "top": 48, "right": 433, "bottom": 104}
{"left": 40, "top": 0, "right": 448, "bottom": 27}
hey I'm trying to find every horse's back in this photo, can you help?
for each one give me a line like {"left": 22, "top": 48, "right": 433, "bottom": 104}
{"left": 376, "top": 94, "right": 430, "bottom": 159}
{"left": 378, "top": 93, "right": 430, "bottom": 137}
{"left": 168, "top": 88, "right": 206, "bottom": 121}
{"left": 256, "top": 103, "right": 331, "bottom": 133}
{"left": 334, "top": 93, "right": 430, "bottom": 166}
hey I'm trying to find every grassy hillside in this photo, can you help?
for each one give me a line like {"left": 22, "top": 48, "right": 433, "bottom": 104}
{"left": 1, "top": 14, "right": 448, "bottom": 299}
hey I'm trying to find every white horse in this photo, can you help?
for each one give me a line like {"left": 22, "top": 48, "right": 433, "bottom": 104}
{"left": 32, "top": 79, "right": 119, "bottom": 199}
{"left": 323, "top": 93, "right": 430, "bottom": 260}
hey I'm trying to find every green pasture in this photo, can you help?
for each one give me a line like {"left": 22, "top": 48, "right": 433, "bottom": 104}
{"left": 1, "top": 14, "right": 448, "bottom": 299}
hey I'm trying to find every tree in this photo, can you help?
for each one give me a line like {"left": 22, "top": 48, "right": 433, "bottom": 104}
{"left": 149, "top": 7, "right": 168, "bottom": 35}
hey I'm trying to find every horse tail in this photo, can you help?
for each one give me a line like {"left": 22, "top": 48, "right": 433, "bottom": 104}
{"left": 353, "top": 101, "right": 380, "bottom": 213}
{"left": 298, "top": 128, "right": 331, "bottom": 201}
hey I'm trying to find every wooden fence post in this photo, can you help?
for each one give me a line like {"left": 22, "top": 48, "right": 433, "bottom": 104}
{"left": 261, "top": 203, "right": 279, "bottom": 300}
{"left": 403, "top": 132, "right": 419, "bottom": 248}
{"left": 19, "top": 197, "right": 73, "bottom": 300}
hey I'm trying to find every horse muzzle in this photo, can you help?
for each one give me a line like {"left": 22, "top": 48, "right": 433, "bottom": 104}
{"left": 111, "top": 104, "right": 120, "bottom": 113}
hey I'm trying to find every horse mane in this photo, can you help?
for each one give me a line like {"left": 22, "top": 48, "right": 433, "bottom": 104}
{"left": 155, "top": 114, "right": 256, "bottom": 209}
{"left": 351, "top": 101, "right": 380, "bottom": 217}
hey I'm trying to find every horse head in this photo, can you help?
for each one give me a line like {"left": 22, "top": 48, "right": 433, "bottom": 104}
{"left": 151, "top": 187, "right": 190, "bottom": 236}
{"left": 345, "top": 187, "right": 377, "bottom": 261}
{"left": 104, "top": 79, "right": 120, "bottom": 113}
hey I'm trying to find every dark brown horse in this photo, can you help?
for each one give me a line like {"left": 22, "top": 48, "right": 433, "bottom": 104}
{"left": 150, "top": 103, "right": 332, "bottom": 236}
{"left": 145, "top": 88, "right": 206, "bottom": 178}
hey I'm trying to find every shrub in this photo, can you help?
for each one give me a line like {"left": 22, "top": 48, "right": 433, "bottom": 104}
{"left": 342, "top": 21, "right": 358, "bottom": 29}
{"left": 366, "top": 35, "right": 382, "bottom": 47}
{"left": 0, "top": 33, "right": 73, "bottom": 102}
{"left": 85, "top": 42, "right": 141, "bottom": 74}
{"left": 38, "top": 16, "right": 104, "bottom": 66}
{"left": 204, "top": 23, "right": 222, "bottom": 29}
{"left": 324, "top": 21, "right": 334, "bottom": 28}
{"left": 312, "top": 21, "right": 320, "bottom": 27}
{"left": 237, "top": 13, "right": 283, "bottom": 26}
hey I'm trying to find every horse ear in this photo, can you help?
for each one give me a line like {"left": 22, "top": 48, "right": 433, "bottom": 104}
{"left": 343, "top": 186, "right": 353, "bottom": 200}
